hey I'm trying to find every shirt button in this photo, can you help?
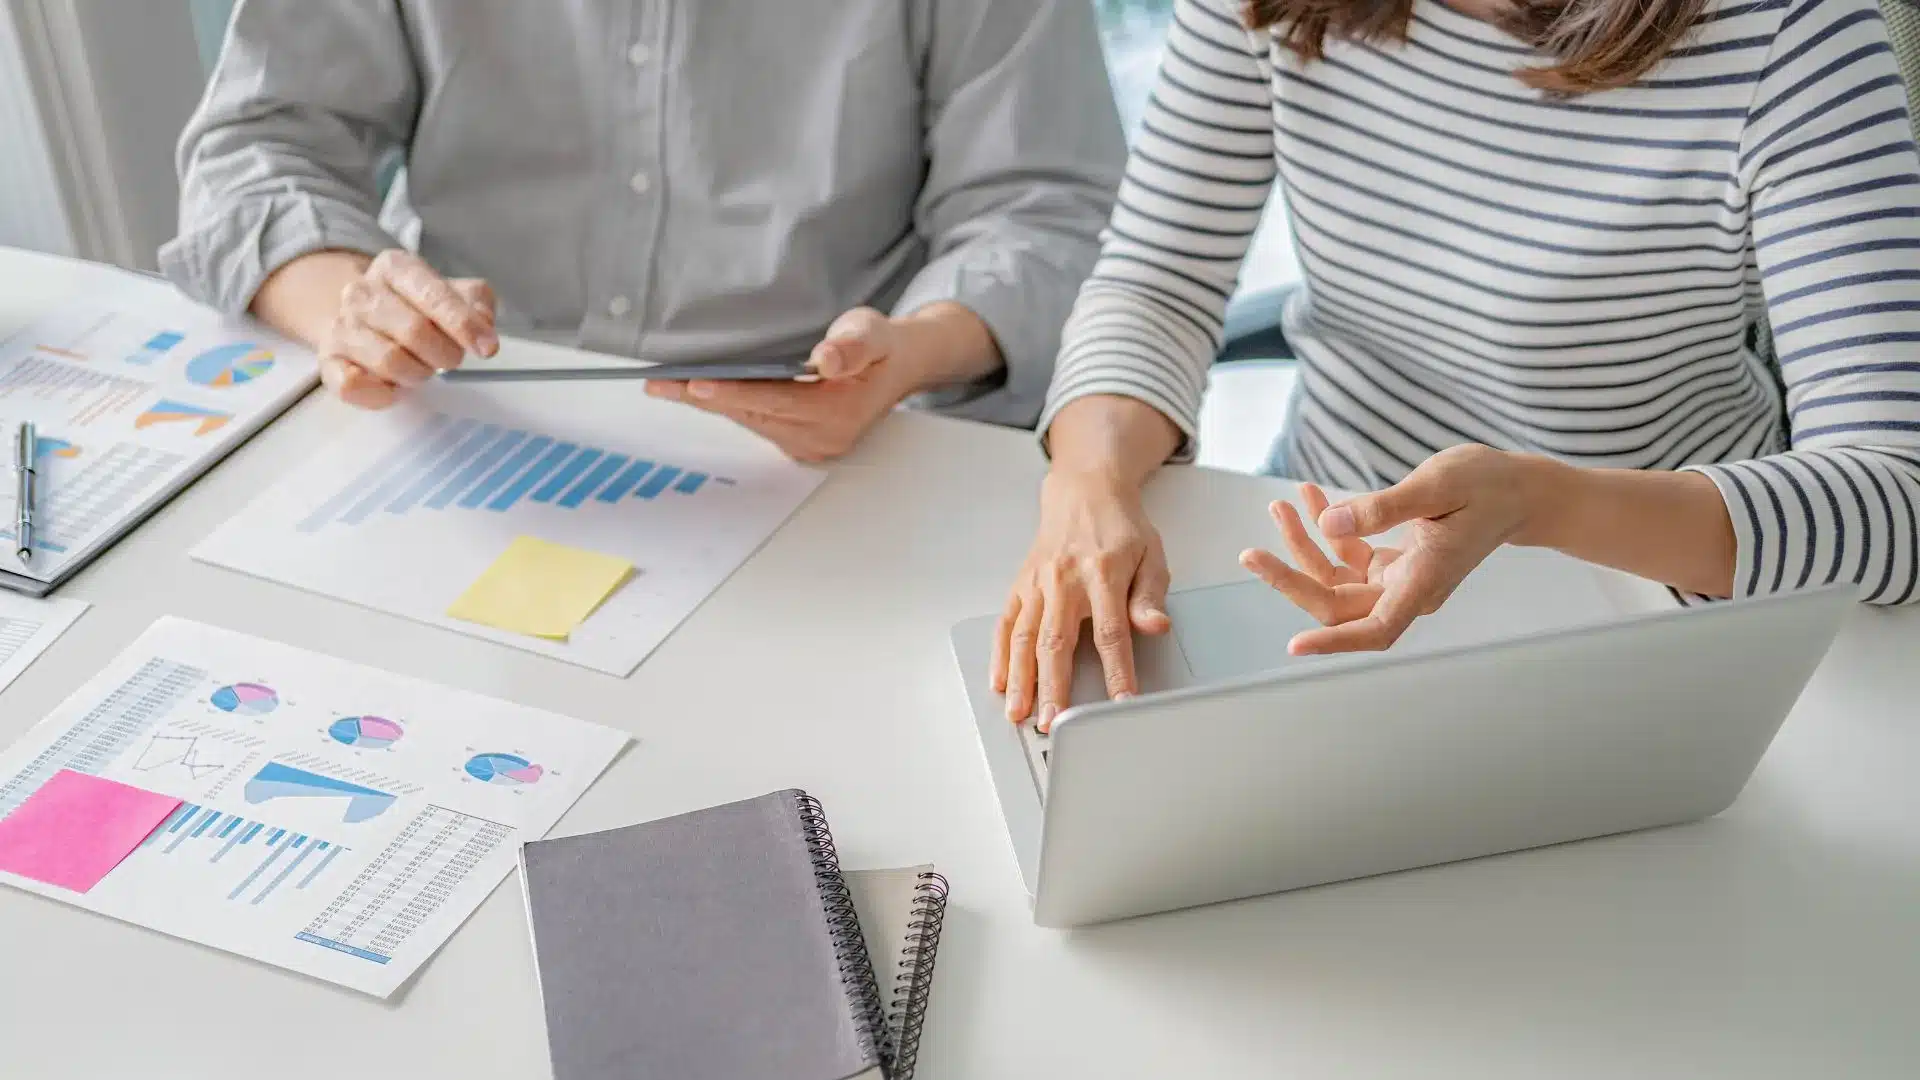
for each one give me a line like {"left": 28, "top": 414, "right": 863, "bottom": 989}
{"left": 629, "top": 171, "right": 651, "bottom": 195}
{"left": 608, "top": 296, "right": 632, "bottom": 318}
{"left": 627, "top": 42, "right": 651, "bottom": 66}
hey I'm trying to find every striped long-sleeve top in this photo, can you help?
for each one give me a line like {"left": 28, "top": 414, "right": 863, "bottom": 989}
{"left": 1044, "top": 0, "right": 1920, "bottom": 604}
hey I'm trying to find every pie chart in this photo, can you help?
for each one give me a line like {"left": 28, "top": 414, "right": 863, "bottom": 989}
{"left": 212, "top": 682, "right": 279, "bottom": 716}
{"left": 329, "top": 715, "right": 405, "bottom": 749}
{"left": 186, "top": 343, "right": 275, "bottom": 388}
{"left": 464, "top": 753, "right": 544, "bottom": 786}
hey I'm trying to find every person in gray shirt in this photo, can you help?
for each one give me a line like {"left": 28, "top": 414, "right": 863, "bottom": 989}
{"left": 162, "top": 0, "right": 1125, "bottom": 460}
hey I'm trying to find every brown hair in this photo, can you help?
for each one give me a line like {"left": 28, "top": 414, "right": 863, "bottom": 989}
{"left": 1244, "top": 0, "right": 1710, "bottom": 94}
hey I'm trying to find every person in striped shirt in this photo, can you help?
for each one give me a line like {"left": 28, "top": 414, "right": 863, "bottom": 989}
{"left": 994, "top": 0, "right": 1920, "bottom": 730}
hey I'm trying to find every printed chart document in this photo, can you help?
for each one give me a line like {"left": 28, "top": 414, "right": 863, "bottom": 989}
{"left": 0, "top": 592, "right": 87, "bottom": 693}
{"left": 0, "top": 278, "right": 318, "bottom": 595}
{"left": 194, "top": 381, "right": 825, "bottom": 675}
{"left": 0, "top": 618, "right": 630, "bottom": 997}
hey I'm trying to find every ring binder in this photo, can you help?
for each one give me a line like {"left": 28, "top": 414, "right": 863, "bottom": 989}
{"left": 794, "top": 791, "right": 896, "bottom": 1073}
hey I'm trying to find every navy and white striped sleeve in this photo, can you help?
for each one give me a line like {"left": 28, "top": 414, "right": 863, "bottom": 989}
{"left": 1037, "top": 0, "right": 1276, "bottom": 459}
{"left": 1687, "top": 0, "right": 1920, "bottom": 605}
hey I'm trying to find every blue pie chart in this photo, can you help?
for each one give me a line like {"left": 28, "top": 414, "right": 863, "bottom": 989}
{"left": 464, "top": 753, "right": 544, "bottom": 786}
{"left": 212, "top": 682, "right": 278, "bottom": 715}
{"left": 328, "top": 715, "right": 405, "bottom": 749}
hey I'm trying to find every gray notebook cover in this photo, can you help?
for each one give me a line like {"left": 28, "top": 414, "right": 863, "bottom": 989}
{"left": 522, "top": 790, "right": 885, "bottom": 1080}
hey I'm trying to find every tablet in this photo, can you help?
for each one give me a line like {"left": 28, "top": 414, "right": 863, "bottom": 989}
{"left": 438, "top": 357, "right": 818, "bottom": 384}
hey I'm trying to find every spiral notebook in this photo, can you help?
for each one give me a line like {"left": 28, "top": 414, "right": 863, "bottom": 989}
{"left": 844, "top": 866, "right": 949, "bottom": 1080}
{"left": 520, "top": 790, "right": 948, "bottom": 1080}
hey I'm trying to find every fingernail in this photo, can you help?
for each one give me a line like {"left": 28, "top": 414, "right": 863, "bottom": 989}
{"left": 1006, "top": 700, "right": 1024, "bottom": 722}
{"left": 1038, "top": 703, "right": 1058, "bottom": 731}
{"left": 476, "top": 330, "right": 499, "bottom": 355}
{"left": 1321, "top": 505, "right": 1356, "bottom": 537}
{"left": 1114, "top": 691, "right": 1133, "bottom": 702}
{"left": 690, "top": 381, "right": 716, "bottom": 400}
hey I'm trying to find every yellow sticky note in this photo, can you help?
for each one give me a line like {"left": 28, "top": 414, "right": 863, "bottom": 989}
{"left": 447, "top": 536, "right": 634, "bottom": 641}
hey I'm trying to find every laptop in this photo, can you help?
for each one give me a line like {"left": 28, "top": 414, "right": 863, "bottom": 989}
{"left": 950, "top": 554, "right": 1852, "bottom": 928}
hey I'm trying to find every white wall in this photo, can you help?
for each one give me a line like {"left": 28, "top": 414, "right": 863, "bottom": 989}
{"left": 0, "top": 0, "right": 204, "bottom": 269}
{"left": 0, "top": 5, "right": 77, "bottom": 256}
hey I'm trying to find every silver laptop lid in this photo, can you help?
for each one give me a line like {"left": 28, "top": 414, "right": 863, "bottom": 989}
{"left": 1032, "top": 585, "right": 1852, "bottom": 927}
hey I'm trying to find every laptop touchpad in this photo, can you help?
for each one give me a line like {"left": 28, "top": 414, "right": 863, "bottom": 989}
{"left": 1069, "top": 621, "right": 1197, "bottom": 702}
{"left": 1165, "top": 581, "right": 1323, "bottom": 683}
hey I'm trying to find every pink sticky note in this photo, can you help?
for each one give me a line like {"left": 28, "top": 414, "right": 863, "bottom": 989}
{"left": 0, "top": 770, "right": 183, "bottom": 893}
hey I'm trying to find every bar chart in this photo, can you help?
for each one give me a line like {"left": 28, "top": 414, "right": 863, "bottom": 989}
{"left": 138, "top": 801, "right": 352, "bottom": 906}
{"left": 294, "top": 413, "right": 732, "bottom": 533}
{"left": 125, "top": 330, "right": 185, "bottom": 367}
{"left": 195, "top": 398, "right": 825, "bottom": 675}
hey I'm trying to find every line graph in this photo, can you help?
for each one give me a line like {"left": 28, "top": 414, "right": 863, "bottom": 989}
{"left": 131, "top": 734, "right": 228, "bottom": 781}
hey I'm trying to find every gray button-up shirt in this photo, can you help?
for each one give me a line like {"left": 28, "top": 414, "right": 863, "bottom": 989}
{"left": 161, "top": 0, "right": 1126, "bottom": 426}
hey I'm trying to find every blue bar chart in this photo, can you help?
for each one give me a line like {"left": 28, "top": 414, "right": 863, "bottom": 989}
{"left": 194, "top": 398, "right": 825, "bottom": 677}
{"left": 296, "top": 413, "right": 733, "bottom": 533}
{"left": 125, "top": 330, "right": 185, "bottom": 366}
{"left": 140, "top": 801, "right": 350, "bottom": 906}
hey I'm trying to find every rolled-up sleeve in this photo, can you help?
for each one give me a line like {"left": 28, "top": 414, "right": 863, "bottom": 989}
{"left": 158, "top": 0, "right": 418, "bottom": 314}
{"left": 892, "top": 0, "right": 1127, "bottom": 429}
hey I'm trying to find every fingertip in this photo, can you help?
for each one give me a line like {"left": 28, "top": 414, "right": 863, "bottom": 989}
{"left": 475, "top": 329, "right": 499, "bottom": 357}
{"left": 1130, "top": 607, "right": 1171, "bottom": 635}
{"left": 809, "top": 343, "right": 848, "bottom": 379}
{"left": 1319, "top": 505, "right": 1357, "bottom": 538}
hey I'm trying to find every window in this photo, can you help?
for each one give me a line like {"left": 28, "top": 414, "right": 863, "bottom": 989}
{"left": 1091, "top": 0, "right": 1300, "bottom": 298}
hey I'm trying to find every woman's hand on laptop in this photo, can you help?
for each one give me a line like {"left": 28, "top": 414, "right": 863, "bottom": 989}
{"left": 994, "top": 395, "right": 1184, "bottom": 733}
{"left": 1239, "top": 447, "right": 1543, "bottom": 655}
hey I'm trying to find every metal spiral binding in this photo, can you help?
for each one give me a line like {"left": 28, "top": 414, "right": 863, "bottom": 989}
{"left": 792, "top": 792, "right": 896, "bottom": 1075}
{"left": 887, "top": 871, "right": 949, "bottom": 1080}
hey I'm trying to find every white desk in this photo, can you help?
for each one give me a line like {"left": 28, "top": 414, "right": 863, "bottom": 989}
{"left": 0, "top": 248, "right": 1915, "bottom": 1079}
